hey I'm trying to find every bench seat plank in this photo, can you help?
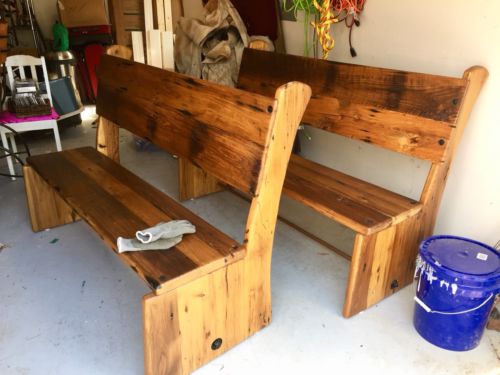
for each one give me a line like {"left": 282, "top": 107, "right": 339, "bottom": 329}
{"left": 27, "top": 147, "right": 244, "bottom": 294}
{"left": 284, "top": 155, "right": 423, "bottom": 235}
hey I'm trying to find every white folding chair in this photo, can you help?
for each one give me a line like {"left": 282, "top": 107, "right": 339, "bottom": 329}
{"left": 1, "top": 55, "right": 62, "bottom": 180}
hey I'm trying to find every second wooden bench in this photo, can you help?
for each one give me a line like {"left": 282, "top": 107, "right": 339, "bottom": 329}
{"left": 179, "top": 48, "right": 488, "bottom": 318}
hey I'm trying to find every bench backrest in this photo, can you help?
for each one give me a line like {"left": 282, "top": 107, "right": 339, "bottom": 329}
{"left": 96, "top": 54, "right": 311, "bottom": 255}
{"left": 238, "top": 48, "right": 475, "bottom": 163}
{"left": 97, "top": 55, "right": 280, "bottom": 196}
{"left": 237, "top": 48, "right": 487, "bottom": 237}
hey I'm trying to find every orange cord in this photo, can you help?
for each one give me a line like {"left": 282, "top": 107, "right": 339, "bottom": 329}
{"left": 332, "top": 0, "right": 365, "bottom": 15}
{"left": 311, "top": 0, "right": 366, "bottom": 59}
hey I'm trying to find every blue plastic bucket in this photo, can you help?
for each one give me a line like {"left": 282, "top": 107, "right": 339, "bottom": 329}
{"left": 413, "top": 235, "right": 500, "bottom": 351}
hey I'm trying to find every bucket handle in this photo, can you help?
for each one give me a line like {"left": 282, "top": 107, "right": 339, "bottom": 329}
{"left": 414, "top": 293, "right": 495, "bottom": 315}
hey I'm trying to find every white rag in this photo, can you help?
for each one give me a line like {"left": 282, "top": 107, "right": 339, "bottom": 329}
{"left": 117, "top": 220, "right": 196, "bottom": 253}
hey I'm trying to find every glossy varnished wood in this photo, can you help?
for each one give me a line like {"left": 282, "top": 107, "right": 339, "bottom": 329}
{"left": 238, "top": 48, "right": 468, "bottom": 162}
{"left": 143, "top": 81, "right": 311, "bottom": 375}
{"left": 25, "top": 53, "right": 312, "bottom": 374}
{"left": 96, "top": 117, "right": 120, "bottom": 162}
{"left": 178, "top": 158, "right": 223, "bottom": 201}
{"left": 96, "top": 55, "right": 277, "bottom": 196}
{"left": 233, "top": 49, "right": 487, "bottom": 318}
{"left": 285, "top": 155, "right": 422, "bottom": 235}
{"left": 23, "top": 165, "right": 79, "bottom": 232}
{"left": 27, "top": 147, "right": 243, "bottom": 293}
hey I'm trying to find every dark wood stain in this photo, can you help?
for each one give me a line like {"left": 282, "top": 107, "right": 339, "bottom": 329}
{"left": 27, "top": 147, "right": 243, "bottom": 291}
{"left": 96, "top": 54, "right": 275, "bottom": 194}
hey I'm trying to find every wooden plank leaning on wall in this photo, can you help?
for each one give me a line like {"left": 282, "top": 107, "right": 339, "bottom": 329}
{"left": 108, "top": 0, "right": 183, "bottom": 46}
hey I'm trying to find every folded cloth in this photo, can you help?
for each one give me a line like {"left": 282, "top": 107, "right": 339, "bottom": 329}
{"left": 136, "top": 220, "right": 196, "bottom": 244}
{"left": 116, "top": 220, "right": 196, "bottom": 253}
{"left": 117, "top": 236, "right": 183, "bottom": 253}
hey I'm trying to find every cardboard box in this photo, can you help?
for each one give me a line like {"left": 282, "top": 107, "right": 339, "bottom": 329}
{"left": 57, "top": 0, "right": 109, "bottom": 28}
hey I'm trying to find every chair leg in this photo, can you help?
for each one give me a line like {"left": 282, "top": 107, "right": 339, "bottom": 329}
{"left": 1, "top": 130, "right": 16, "bottom": 180}
{"left": 52, "top": 122, "right": 62, "bottom": 151}
{"left": 8, "top": 133, "right": 18, "bottom": 162}
{"left": 23, "top": 165, "right": 79, "bottom": 231}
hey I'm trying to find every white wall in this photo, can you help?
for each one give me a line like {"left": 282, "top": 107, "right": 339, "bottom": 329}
{"left": 283, "top": 0, "right": 500, "bottom": 246}
{"left": 32, "top": 0, "right": 58, "bottom": 39}
{"left": 33, "top": 0, "right": 110, "bottom": 39}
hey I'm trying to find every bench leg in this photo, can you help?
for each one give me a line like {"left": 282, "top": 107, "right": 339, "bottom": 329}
{"left": 143, "top": 258, "right": 271, "bottom": 375}
{"left": 23, "top": 165, "right": 79, "bottom": 232}
{"left": 342, "top": 215, "right": 421, "bottom": 318}
{"left": 178, "top": 158, "right": 223, "bottom": 201}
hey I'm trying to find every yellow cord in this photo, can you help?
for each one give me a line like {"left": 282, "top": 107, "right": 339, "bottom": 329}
{"left": 311, "top": 0, "right": 338, "bottom": 59}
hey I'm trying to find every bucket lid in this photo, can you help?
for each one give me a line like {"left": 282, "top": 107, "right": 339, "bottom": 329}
{"left": 419, "top": 235, "right": 500, "bottom": 287}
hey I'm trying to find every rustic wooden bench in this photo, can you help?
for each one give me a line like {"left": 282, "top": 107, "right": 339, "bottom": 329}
{"left": 179, "top": 48, "right": 488, "bottom": 318}
{"left": 23, "top": 55, "right": 311, "bottom": 374}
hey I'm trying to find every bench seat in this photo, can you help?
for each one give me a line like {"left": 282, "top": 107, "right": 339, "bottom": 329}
{"left": 26, "top": 147, "right": 244, "bottom": 294}
{"left": 285, "top": 154, "right": 423, "bottom": 235}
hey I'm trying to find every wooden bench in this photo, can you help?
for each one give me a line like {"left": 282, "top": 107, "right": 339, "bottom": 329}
{"left": 23, "top": 55, "right": 311, "bottom": 375}
{"left": 179, "top": 48, "right": 488, "bottom": 318}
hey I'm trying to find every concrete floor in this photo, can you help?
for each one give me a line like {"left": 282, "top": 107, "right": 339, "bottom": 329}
{"left": 0, "top": 108, "right": 499, "bottom": 375}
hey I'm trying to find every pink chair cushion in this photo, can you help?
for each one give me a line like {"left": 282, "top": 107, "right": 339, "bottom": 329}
{"left": 0, "top": 108, "right": 59, "bottom": 123}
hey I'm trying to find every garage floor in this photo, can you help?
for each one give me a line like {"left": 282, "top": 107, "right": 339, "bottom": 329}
{"left": 1, "top": 107, "right": 499, "bottom": 375}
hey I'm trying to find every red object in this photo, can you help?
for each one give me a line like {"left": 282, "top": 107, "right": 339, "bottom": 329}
{"left": 231, "top": 0, "right": 278, "bottom": 40}
{"left": 0, "top": 108, "right": 59, "bottom": 123}
{"left": 84, "top": 44, "right": 106, "bottom": 98}
{"left": 68, "top": 25, "right": 113, "bottom": 47}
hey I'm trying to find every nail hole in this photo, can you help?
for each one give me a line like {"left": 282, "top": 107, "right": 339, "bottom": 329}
{"left": 211, "top": 338, "right": 222, "bottom": 350}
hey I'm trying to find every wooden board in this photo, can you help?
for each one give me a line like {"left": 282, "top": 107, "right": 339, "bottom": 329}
{"left": 144, "top": 0, "right": 154, "bottom": 31}
{"left": 108, "top": 0, "right": 145, "bottom": 46}
{"left": 27, "top": 147, "right": 244, "bottom": 294}
{"left": 178, "top": 158, "right": 223, "bottom": 201}
{"left": 343, "top": 214, "right": 421, "bottom": 317}
{"left": 96, "top": 116, "right": 120, "bottom": 162}
{"left": 96, "top": 55, "right": 276, "bottom": 196}
{"left": 237, "top": 48, "right": 468, "bottom": 161}
{"left": 161, "top": 30, "right": 174, "bottom": 70}
{"left": 131, "top": 31, "right": 145, "bottom": 63}
{"left": 285, "top": 155, "right": 422, "bottom": 235}
{"left": 23, "top": 165, "right": 79, "bottom": 232}
{"left": 146, "top": 30, "right": 162, "bottom": 67}
{"left": 143, "top": 260, "right": 249, "bottom": 375}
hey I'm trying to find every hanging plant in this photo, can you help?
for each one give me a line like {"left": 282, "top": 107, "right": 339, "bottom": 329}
{"left": 283, "top": 0, "right": 319, "bottom": 56}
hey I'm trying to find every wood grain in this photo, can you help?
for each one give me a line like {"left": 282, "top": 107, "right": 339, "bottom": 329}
{"left": 238, "top": 48, "right": 468, "bottom": 160}
{"left": 96, "top": 114, "right": 120, "bottom": 162}
{"left": 23, "top": 165, "right": 79, "bottom": 232}
{"left": 25, "top": 53, "right": 312, "bottom": 374}
{"left": 27, "top": 148, "right": 244, "bottom": 293}
{"left": 143, "top": 290, "right": 182, "bottom": 375}
{"left": 233, "top": 49, "right": 488, "bottom": 318}
{"left": 419, "top": 66, "right": 489, "bottom": 238}
{"left": 244, "top": 81, "right": 311, "bottom": 332}
{"left": 178, "top": 158, "right": 223, "bottom": 201}
{"left": 143, "top": 260, "right": 248, "bottom": 375}
{"left": 342, "top": 214, "right": 421, "bottom": 317}
{"left": 96, "top": 55, "right": 276, "bottom": 196}
{"left": 108, "top": 0, "right": 145, "bottom": 46}
{"left": 285, "top": 155, "right": 422, "bottom": 235}
{"left": 142, "top": 81, "right": 310, "bottom": 375}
